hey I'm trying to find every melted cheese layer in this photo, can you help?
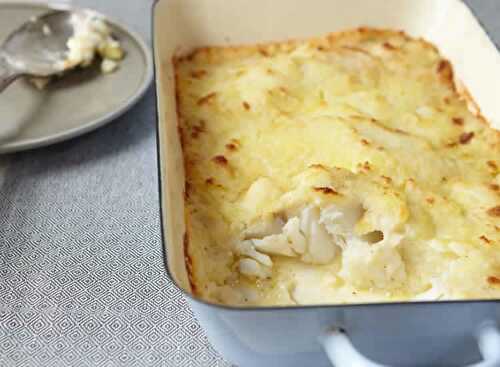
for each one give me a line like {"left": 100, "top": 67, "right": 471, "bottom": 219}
{"left": 174, "top": 28, "right": 500, "bottom": 306}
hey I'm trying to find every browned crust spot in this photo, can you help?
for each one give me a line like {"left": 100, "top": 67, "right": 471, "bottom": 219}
{"left": 383, "top": 42, "right": 396, "bottom": 50}
{"left": 426, "top": 197, "right": 435, "bottom": 204}
{"left": 205, "top": 177, "right": 225, "bottom": 189}
{"left": 489, "top": 184, "right": 500, "bottom": 192}
{"left": 187, "top": 50, "right": 198, "bottom": 61}
{"left": 357, "top": 161, "right": 371, "bottom": 171}
{"left": 360, "top": 138, "right": 371, "bottom": 146}
{"left": 341, "top": 45, "right": 372, "bottom": 57}
{"left": 184, "top": 231, "right": 197, "bottom": 293}
{"left": 487, "top": 206, "right": 500, "bottom": 217}
{"left": 365, "top": 117, "right": 410, "bottom": 136}
{"left": 487, "top": 161, "right": 498, "bottom": 170}
{"left": 487, "top": 276, "right": 500, "bottom": 285}
{"left": 452, "top": 117, "right": 464, "bottom": 126}
{"left": 313, "top": 186, "right": 340, "bottom": 195}
{"left": 242, "top": 101, "right": 251, "bottom": 110}
{"left": 480, "top": 235, "right": 492, "bottom": 244}
{"left": 381, "top": 175, "right": 392, "bottom": 184}
{"left": 437, "top": 60, "right": 449, "bottom": 73}
{"left": 258, "top": 48, "right": 270, "bottom": 57}
{"left": 309, "top": 163, "right": 329, "bottom": 172}
{"left": 212, "top": 155, "right": 229, "bottom": 166}
{"left": 459, "top": 132, "right": 474, "bottom": 144}
{"left": 437, "top": 59, "right": 454, "bottom": 85}
{"left": 197, "top": 92, "right": 217, "bottom": 106}
{"left": 190, "top": 120, "right": 206, "bottom": 139}
{"left": 190, "top": 69, "right": 207, "bottom": 79}
{"left": 177, "top": 126, "right": 186, "bottom": 148}
{"left": 225, "top": 143, "right": 238, "bottom": 152}
{"left": 278, "top": 86, "right": 289, "bottom": 94}
{"left": 229, "top": 138, "right": 240, "bottom": 146}
{"left": 184, "top": 182, "right": 191, "bottom": 200}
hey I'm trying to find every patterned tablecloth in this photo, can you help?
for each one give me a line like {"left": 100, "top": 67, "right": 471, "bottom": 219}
{"left": 0, "top": 0, "right": 499, "bottom": 366}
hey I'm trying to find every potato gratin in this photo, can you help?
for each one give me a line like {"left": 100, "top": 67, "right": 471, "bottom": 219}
{"left": 174, "top": 29, "right": 500, "bottom": 306}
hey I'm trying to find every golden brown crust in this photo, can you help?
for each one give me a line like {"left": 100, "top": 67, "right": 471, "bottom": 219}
{"left": 459, "top": 132, "right": 475, "bottom": 145}
{"left": 212, "top": 155, "right": 229, "bottom": 166}
{"left": 480, "top": 235, "right": 492, "bottom": 245}
{"left": 225, "top": 143, "right": 238, "bottom": 152}
{"left": 313, "top": 186, "right": 340, "bottom": 195}
{"left": 487, "top": 276, "right": 500, "bottom": 286}
{"left": 184, "top": 220, "right": 197, "bottom": 293}
{"left": 197, "top": 92, "right": 217, "bottom": 106}
{"left": 174, "top": 28, "right": 414, "bottom": 64}
{"left": 173, "top": 27, "right": 499, "bottom": 300}
{"left": 189, "top": 69, "right": 207, "bottom": 79}
{"left": 487, "top": 206, "right": 500, "bottom": 217}
{"left": 382, "top": 42, "right": 397, "bottom": 51}
{"left": 436, "top": 59, "right": 455, "bottom": 89}
{"left": 489, "top": 184, "right": 500, "bottom": 192}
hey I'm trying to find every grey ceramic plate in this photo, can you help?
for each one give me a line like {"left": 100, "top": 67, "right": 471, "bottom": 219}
{"left": 0, "top": 1, "right": 153, "bottom": 153}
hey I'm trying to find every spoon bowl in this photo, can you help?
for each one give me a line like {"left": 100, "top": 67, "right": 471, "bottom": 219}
{"left": 0, "top": 10, "right": 75, "bottom": 91}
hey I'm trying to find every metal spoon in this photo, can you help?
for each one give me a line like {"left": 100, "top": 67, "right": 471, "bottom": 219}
{"left": 0, "top": 10, "right": 74, "bottom": 92}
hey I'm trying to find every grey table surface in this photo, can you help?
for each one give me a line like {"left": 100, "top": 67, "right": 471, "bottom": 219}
{"left": 0, "top": 0, "right": 499, "bottom": 366}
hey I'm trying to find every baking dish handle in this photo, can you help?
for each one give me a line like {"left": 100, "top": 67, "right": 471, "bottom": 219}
{"left": 319, "top": 322, "right": 500, "bottom": 367}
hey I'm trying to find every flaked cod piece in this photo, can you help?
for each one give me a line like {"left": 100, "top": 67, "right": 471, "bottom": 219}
{"left": 229, "top": 166, "right": 409, "bottom": 304}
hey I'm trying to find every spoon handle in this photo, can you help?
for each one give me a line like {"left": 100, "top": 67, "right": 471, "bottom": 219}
{"left": 0, "top": 54, "right": 20, "bottom": 93}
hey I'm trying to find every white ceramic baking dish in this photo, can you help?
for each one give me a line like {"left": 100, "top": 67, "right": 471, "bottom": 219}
{"left": 153, "top": 0, "right": 500, "bottom": 365}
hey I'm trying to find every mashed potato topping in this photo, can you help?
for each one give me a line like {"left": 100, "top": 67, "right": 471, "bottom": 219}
{"left": 56, "top": 11, "right": 124, "bottom": 73}
{"left": 174, "top": 28, "right": 500, "bottom": 306}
